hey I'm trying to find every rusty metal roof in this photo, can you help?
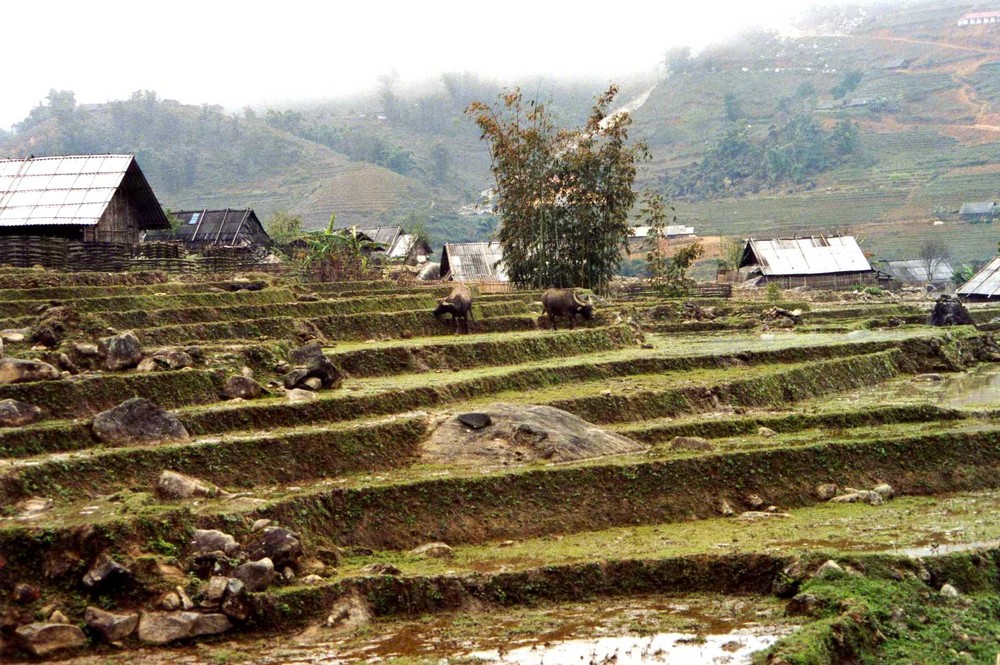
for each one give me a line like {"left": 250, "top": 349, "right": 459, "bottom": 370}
{"left": 740, "top": 236, "right": 871, "bottom": 276}
{"left": 958, "top": 256, "right": 1000, "bottom": 298}
{"left": 0, "top": 154, "right": 168, "bottom": 228}
{"left": 440, "top": 241, "right": 507, "bottom": 282}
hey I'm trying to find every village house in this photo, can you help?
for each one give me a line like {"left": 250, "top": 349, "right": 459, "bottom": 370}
{"left": 439, "top": 241, "right": 507, "bottom": 284}
{"left": 879, "top": 258, "right": 954, "bottom": 286}
{"left": 626, "top": 224, "right": 696, "bottom": 256}
{"left": 0, "top": 154, "right": 168, "bottom": 244}
{"left": 737, "top": 235, "right": 884, "bottom": 289}
{"left": 144, "top": 208, "right": 271, "bottom": 252}
{"left": 958, "top": 256, "right": 1000, "bottom": 301}
{"left": 352, "top": 226, "right": 431, "bottom": 265}
{"left": 959, "top": 201, "right": 998, "bottom": 223}
{"left": 957, "top": 10, "right": 1000, "bottom": 26}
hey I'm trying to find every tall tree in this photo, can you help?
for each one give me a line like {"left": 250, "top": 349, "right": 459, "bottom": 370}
{"left": 467, "top": 85, "right": 647, "bottom": 294}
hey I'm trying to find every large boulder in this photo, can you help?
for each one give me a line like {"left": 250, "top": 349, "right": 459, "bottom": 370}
{"left": 421, "top": 403, "right": 645, "bottom": 466}
{"left": 231, "top": 557, "right": 275, "bottom": 592}
{"left": 31, "top": 307, "right": 83, "bottom": 348}
{"left": 0, "top": 358, "right": 60, "bottom": 385}
{"left": 15, "top": 622, "right": 87, "bottom": 656}
{"left": 98, "top": 331, "right": 143, "bottom": 371}
{"left": 92, "top": 398, "right": 189, "bottom": 445}
{"left": 82, "top": 551, "right": 131, "bottom": 589}
{"left": 192, "top": 529, "right": 241, "bottom": 557}
{"left": 928, "top": 295, "right": 975, "bottom": 327}
{"left": 221, "top": 375, "right": 262, "bottom": 400}
{"left": 288, "top": 341, "right": 325, "bottom": 366}
{"left": 156, "top": 471, "right": 226, "bottom": 500}
{"left": 136, "top": 611, "right": 197, "bottom": 644}
{"left": 136, "top": 348, "right": 194, "bottom": 372}
{"left": 0, "top": 399, "right": 43, "bottom": 427}
{"left": 85, "top": 606, "right": 139, "bottom": 642}
{"left": 243, "top": 527, "right": 303, "bottom": 570}
{"left": 283, "top": 356, "right": 343, "bottom": 391}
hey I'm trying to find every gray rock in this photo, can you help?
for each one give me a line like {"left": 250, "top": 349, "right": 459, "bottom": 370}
{"left": 717, "top": 498, "right": 735, "bottom": 516}
{"left": 288, "top": 341, "right": 325, "bottom": 365}
{"left": 745, "top": 493, "right": 765, "bottom": 509}
{"left": 409, "top": 542, "right": 454, "bottom": 559}
{"left": 243, "top": 527, "right": 303, "bottom": 570}
{"left": 15, "top": 622, "right": 87, "bottom": 657}
{"left": 192, "top": 529, "right": 241, "bottom": 557}
{"left": 251, "top": 518, "right": 271, "bottom": 532}
{"left": 302, "top": 574, "right": 325, "bottom": 585}
{"left": 361, "top": 562, "right": 401, "bottom": 576}
{"left": 48, "top": 609, "right": 70, "bottom": 624}
{"left": 286, "top": 388, "right": 317, "bottom": 402}
{"left": 85, "top": 606, "right": 138, "bottom": 642}
{"left": 928, "top": 295, "right": 975, "bottom": 327}
{"left": 283, "top": 368, "right": 311, "bottom": 390}
{"left": 92, "top": 398, "right": 189, "bottom": 445}
{"left": 0, "top": 358, "right": 60, "bottom": 385}
{"left": 222, "top": 375, "right": 262, "bottom": 400}
{"left": 302, "top": 377, "right": 323, "bottom": 391}
{"left": 221, "top": 580, "right": 250, "bottom": 621}
{"left": 786, "top": 593, "right": 823, "bottom": 617}
{"left": 941, "top": 583, "right": 960, "bottom": 598}
{"left": 325, "top": 592, "right": 373, "bottom": 630}
{"left": 231, "top": 557, "right": 274, "bottom": 592}
{"left": 137, "top": 348, "right": 194, "bottom": 372}
{"left": 175, "top": 585, "right": 194, "bottom": 611}
{"left": 815, "top": 560, "right": 844, "bottom": 579}
{"left": 669, "top": 436, "right": 713, "bottom": 451}
{"left": 200, "top": 577, "right": 229, "bottom": 608}
{"left": 873, "top": 483, "right": 895, "bottom": 500}
{"left": 158, "top": 592, "right": 181, "bottom": 611}
{"left": 830, "top": 490, "right": 883, "bottom": 506}
{"left": 157, "top": 471, "right": 225, "bottom": 500}
{"left": 458, "top": 413, "right": 492, "bottom": 430}
{"left": 189, "top": 613, "right": 231, "bottom": 637}
{"left": 757, "top": 426, "right": 778, "bottom": 437}
{"left": 82, "top": 552, "right": 130, "bottom": 589}
{"left": 136, "top": 611, "right": 199, "bottom": 644}
{"left": 0, "top": 399, "right": 43, "bottom": 427}
{"left": 99, "top": 331, "right": 143, "bottom": 371}
{"left": 815, "top": 483, "right": 839, "bottom": 501}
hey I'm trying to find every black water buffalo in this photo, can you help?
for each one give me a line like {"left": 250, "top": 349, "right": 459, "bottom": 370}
{"left": 541, "top": 288, "right": 594, "bottom": 330}
{"left": 433, "top": 283, "right": 474, "bottom": 334}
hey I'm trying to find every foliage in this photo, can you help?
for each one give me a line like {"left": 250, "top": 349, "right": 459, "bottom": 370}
{"left": 618, "top": 257, "right": 649, "bottom": 277}
{"left": 662, "top": 47, "right": 693, "bottom": 76}
{"left": 301, "top": 213, "right": 383, "bottom": 281}
{"left": 830, "top": 70, "right": 863, "bottom": 99}
{"left": 467, "top": 85, "right": 647, "bottom": 294}
{"left": 670, "top": 115, "right": 859, "bottom": 198}
{"left": 638, "top": 191, "right": 672, "bottom": 290}
{"left": 661, "top": 242, "right": 704, "bottom": 297}
{"left": 264, "top": 211, "right": 305, "bottom": 245}
{"left": 723, "top": 92, "right": 743, "bottom": 122}
{"left": 766, "top": 282, "right": 782, "bottom": 303}
{"left": 953, "top": 264, "right": 975, "bottom": 285}
{"left": 163, "top": 209, "right": 182, "bottom": 232}
{"left": 720, "top": 237, "right": 746, "bottom": 272}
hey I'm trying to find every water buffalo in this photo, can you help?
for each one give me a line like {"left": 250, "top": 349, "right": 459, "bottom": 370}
{"left": 433, "top": 283, "right": 474, "bottom": 334}
{"left": 541, "top": 288, "right": 594, "bottom": 330}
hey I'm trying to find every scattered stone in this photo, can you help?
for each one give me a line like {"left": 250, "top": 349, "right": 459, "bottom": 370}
{"left": 232, "top": 557, "right": 275, "bottom": 592}
{"left": 829, "top": 490, "right": 883, "bottom": 506}
{"left": 409, "top": 542, "right": 454, "bottom": 559}
{"left": 15, "top": 622, "right": 87, "bottom": 657}
{"left": 913, "top": 373, "right": 944, "bottom": 382}
{"left": 192, "top": 529, "right": 241, "bottom": 557}
{"left": 302, "top": 377, "right": 323, "bottom": 391}
{"left": 361, "top": 563, "right": 401, "bottom": 576}
{"left": 815, "top": 483, "right": 839, "bottom": 501}
{"left": 669, "top": 436, "right": 713, "bottom": 451}
{"left": 498, "top": 540, "right": 517, "bottom": 548}
{"left": 326, "top": 592, "right": 373, "bottom": 631}
{"left": 12, "top": 583, "right": 40, "bottom": 604}
{"left": 287, "top": 388, "right": 318, "bottom": 402}
{"left": 941, "top": 583, "right": 960, "bottom": 598}
{"left": 251, "top": 518, "right": 272, "bottom": 532}
{"left": 302, "top": 574, "right": 324, "bottom": 585}
{"left": 928, "top": 295, "right": 975, "bottom": 327}
{"left": 296, "top": 293, "right": 321, "bottom": 302}
{"left": 243, "top": 527, "right": 303, "bottom": 570}
{"left": 815, "top": 560, "right": 844, "bottom": 579}
{"left": 773, "top": 558, "right": 808, "bottom": 598}
{"left": 745, "top": 494, "right": 765, "bottom": 509}
{"left": 200, "top": 577, "right": 229, "bottom": 608}
{"left": 16, "top": 497, "right": 53, "bottom": 518}
{"left": 98, "top": 331, "right": 143, "bottom": 371}
{"left": 717, "top": 498, "right": 735, "bottom": 517}
{"left": 458, "top": 412, "right": 492, "bottom": 430}
{"left": 157, "top": 471, "right": 226, "bottom": 500}
{"left": 0, "top": 358, "right": 60, "bottom": 385}
{"left": 82, "top": 552, "right": 130, "bottom": 589}
{"left": 1, "top": 329, "right": 27, "bottom": 343}
{"left": 873, "top": 483, "right": 895, "bottom": 500}
{"left": 288, "top": 341, "right": 325, "bottom": 365}
{"left": 738, "top": 511, "right": 791, "bottom": 520}
{"left": 158, "top": 591, "right": 182, "bottom": 611}
{"left": 190, "top": 613, "right": 232, "bottom": 637}
{"left": 220, "top": 579, "right": 250, "bottom": 621}
{"left": 283, "top": 368, "right": 310, "bottom": 390}
{"left": 757, "top": 426, "right": 778, "bottom": 437}
{"left": 305, "top": 357, "right": 342, "bottom": 389}
{"left": 137, "top": 348, "right": 194, "bottom": 372}
{"left": 282, "top": 567, "right": 296, "bottom": 582}
{"left": 92, "top": 398, "right": 189, "bottom": 445}
{"left": 785, "top": 593, "right": 823, "bottom": 617}
{"left": 49, "top": 610, "right": 70, "bottom": 624}
{"left": 222, "top": 375, "right": 263, "bottom": 400}
{"left": 176, "top": 585, "right": 195, "bottom": 610}
{"left": 137, "top": 611, "right": 200, "bottom": 644}
{"left": 31, "top": 307, "right": 82, "bottom": 348}
{"left": 85, "top": 606, "right": 138, "bottom": 642}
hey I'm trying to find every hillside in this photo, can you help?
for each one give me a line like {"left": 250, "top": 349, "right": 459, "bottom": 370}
{"left": 4, "top": 0, "right": 1000, "bottom": 264}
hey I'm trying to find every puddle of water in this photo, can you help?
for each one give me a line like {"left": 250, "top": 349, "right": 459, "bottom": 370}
{"left": 895, "top": 539, "right": 1000, "bottom": 558}
{"left": 468, "top": 628, "right": 790, "bottom": 664}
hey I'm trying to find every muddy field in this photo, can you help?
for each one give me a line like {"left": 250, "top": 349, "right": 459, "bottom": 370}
{"left": 3, "top": 272, "right": 1000, "bottom": 663}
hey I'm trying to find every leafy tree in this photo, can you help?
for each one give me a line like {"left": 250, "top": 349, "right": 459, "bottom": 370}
{"left": 638, "top": 191, "right": 671, "bottom": 291}
{"left": 662, "top": 47, "right": 693, "bottom": 76}
{"left": 662, "top": 242, "right": 704, "bottom": 297}
{"left": 264, "top": 211, "right": 305, "bottom": 245}
{"left": 831, "top": 71, "right": 863, "bottom": 100}
{"left": 302, "top": 213, "right": 383, "bottom": 281}
{"left": 723, "top": 92, "right": 743, "bottom": 122}
{"left": 720, "top": 237, "right": 746, "bottom": 272}
{"left": 467, "top": 85, "right": 647, "bottom": 294}
{"left": 430, "top": 143, "right": 450, "bottom": 183}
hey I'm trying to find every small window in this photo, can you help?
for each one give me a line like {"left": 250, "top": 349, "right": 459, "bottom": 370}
{"left": 188, "top": 212, "right": 200, "bottom": 225}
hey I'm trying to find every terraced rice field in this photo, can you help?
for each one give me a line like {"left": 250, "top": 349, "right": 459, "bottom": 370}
{"left": 4, "top": 273, "right": 1000, "bottom": 663}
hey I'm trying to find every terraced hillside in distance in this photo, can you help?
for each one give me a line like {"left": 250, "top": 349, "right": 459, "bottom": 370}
{"left": 4, "top": 269, "right": 1000, "bottom": 662}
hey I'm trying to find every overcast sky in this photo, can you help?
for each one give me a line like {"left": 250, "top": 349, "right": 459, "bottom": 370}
{"left": 2, "top": 0, "right": 838, "bottom": 130}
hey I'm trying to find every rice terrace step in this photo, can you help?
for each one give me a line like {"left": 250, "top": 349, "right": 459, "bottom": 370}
{"left": 0, "top": 270, "right": 998, "bottom": 664}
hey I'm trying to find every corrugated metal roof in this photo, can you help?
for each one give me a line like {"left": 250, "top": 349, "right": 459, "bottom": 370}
{"left": 959, "top": 201, "right": 997, "bottom": 215}
{"left": 353, "top": 226, "right": 401, "bottom": 249}
{"left": 0, "top": 154, "right": 137, "bottom": 227}
{"left": 881, "top": 259, "right": 953, "bottom": 282}
{"left": 741, "top": 236, "right": 872, "bottom": 276}
{"left": 629, "top": 225, "right": 695, "bottom": 238}
{"left": 958, "top": 256, "right": 1000, "bottom": 298}
{"left": 441, "top": 241, "right": 507, "bottom": 282}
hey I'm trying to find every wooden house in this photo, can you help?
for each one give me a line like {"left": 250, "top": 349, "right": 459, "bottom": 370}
{"left": 0, "top": 154, "right": 168, "bottom": 244}
{"left": 738, "top": 235, "right": 884, "bottom": 289}
{"left": 958, "top": 256, "right": 1000, "bottom": 301}
{"left": 145, "top": 208, "right": 271, "bottom": 252}
{"left": 440, "top": 242, "right": 507, "bottom": 283}
{"left": 959, "top": 201, "right": 998, "bottom": 223}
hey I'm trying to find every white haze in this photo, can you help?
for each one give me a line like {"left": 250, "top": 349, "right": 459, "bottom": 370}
{"left": 1, "top": 0, "right": 859, "bottom": 130}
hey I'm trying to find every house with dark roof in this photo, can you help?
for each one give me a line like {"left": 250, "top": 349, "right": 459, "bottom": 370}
{"left": 440, "top": 241, "right": 507, "bottom": 282}
{"left": 738, "top": 235, "right": 883, "bottom": 289}
{"left": 0, "top": 154, "right": 169, "bottom": 244}
{"left": 959, "top": 201, "right": 998, "bottom": 222}
{"left": 354, "top": 226, "right": 431, "bottom": 265}
{"left": 145, "top": 208, "right": 271, "bottom": 252}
